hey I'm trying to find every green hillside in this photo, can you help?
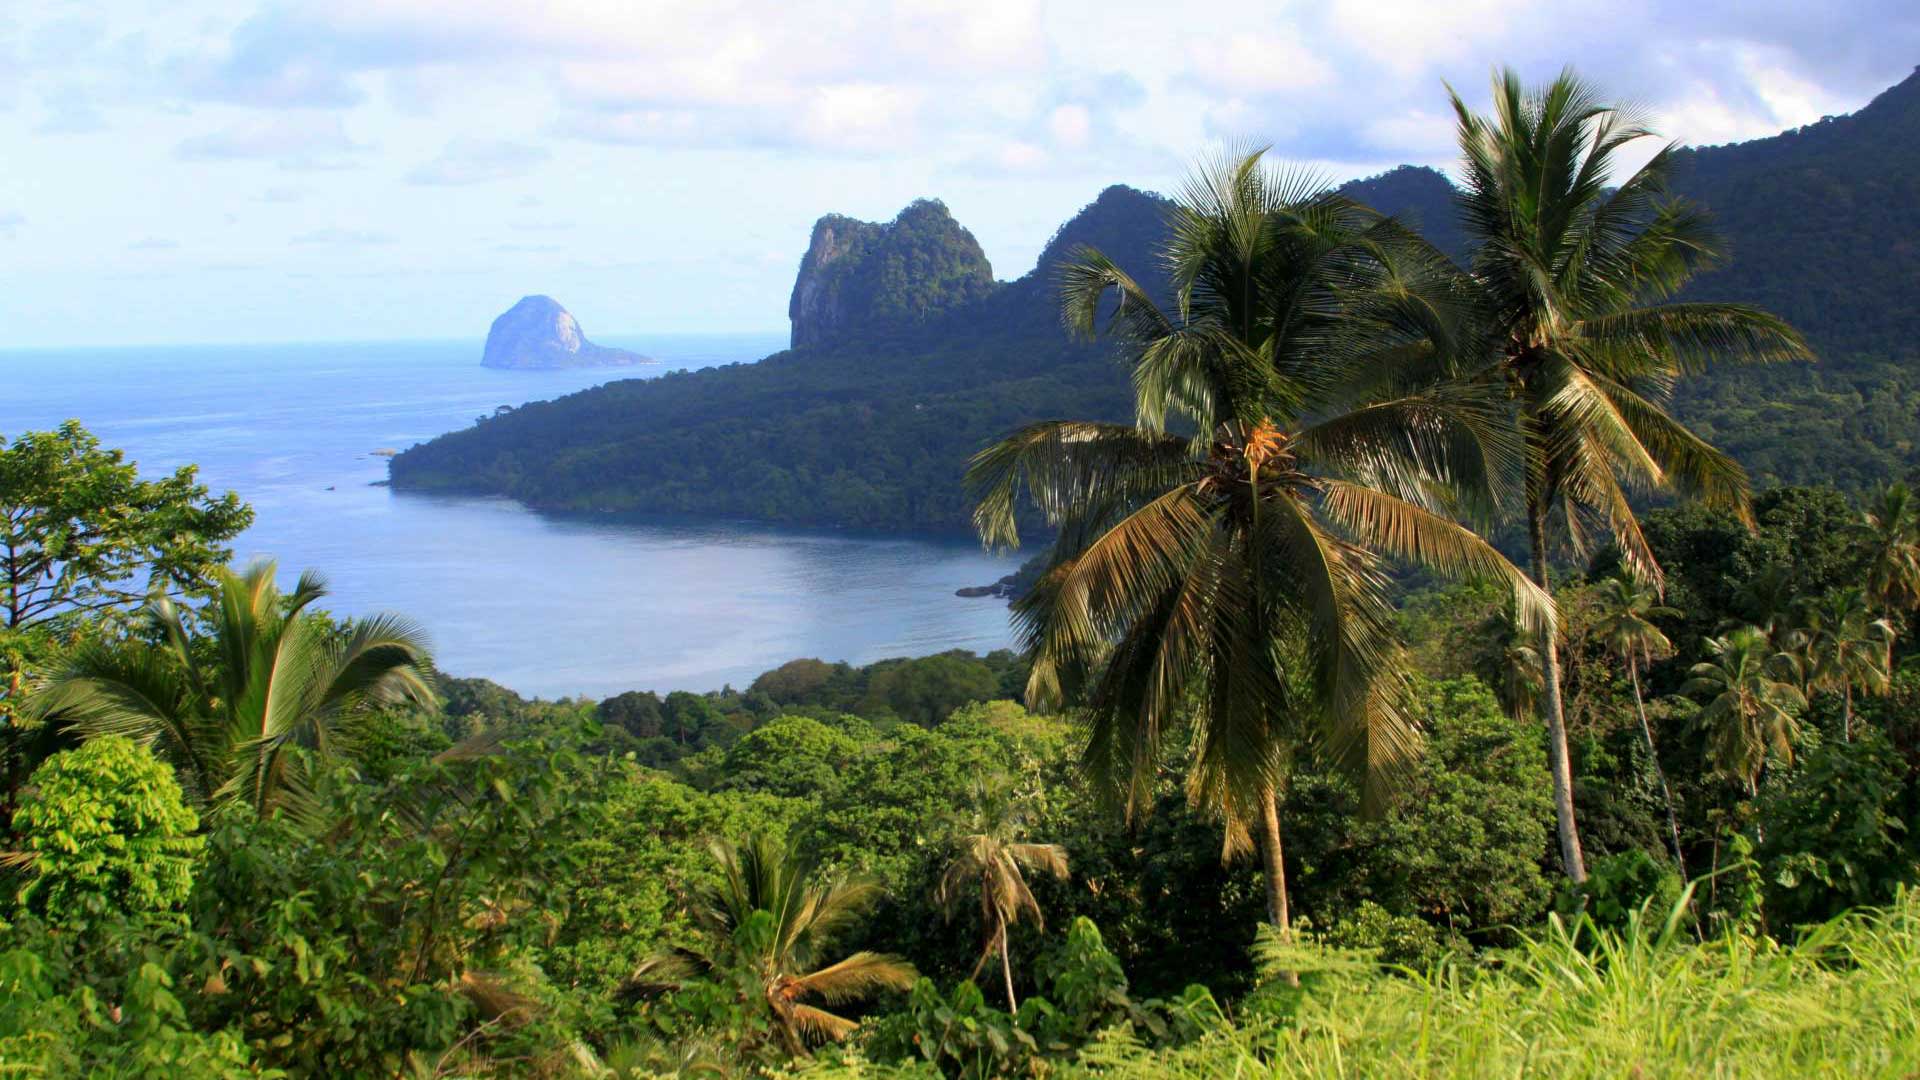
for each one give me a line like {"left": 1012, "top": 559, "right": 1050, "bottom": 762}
{"left": 389, "top": 70, "right": 1920, "bottom": 527}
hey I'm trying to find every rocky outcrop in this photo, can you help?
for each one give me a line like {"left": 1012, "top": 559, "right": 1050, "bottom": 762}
{"left": 481, "top": 296, "right": 654, "bottom": 369}
{"left": 787, "top": 199, "right": 994, "bottom": 349}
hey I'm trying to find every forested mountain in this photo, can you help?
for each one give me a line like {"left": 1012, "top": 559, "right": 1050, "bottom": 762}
{"left": 788, "top": 199, "right": 995, "bottom": 348}
{"left": 389, "top": 69, "right": 1920, "bottom": 528}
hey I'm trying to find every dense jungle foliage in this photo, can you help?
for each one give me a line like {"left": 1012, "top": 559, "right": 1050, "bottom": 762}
{"left": 9, "top": 66, "right": 1920, "bottom": 1078}
{"left": 6, "top": 419, "right": 1919, "bottom": 1074}
{"left": 390, "top": 71, "right": 1920, "bottom": 530}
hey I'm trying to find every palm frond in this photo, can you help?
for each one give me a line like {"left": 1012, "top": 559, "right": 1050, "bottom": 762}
{"left": 1317, "top": 480, "right": 1554, "bottom": 635}
{"left": 792, "top": 952, "right": 918, "bottom": 1005}
{"left": 1580, "top": 302, "right": 1811, "bottom": 378}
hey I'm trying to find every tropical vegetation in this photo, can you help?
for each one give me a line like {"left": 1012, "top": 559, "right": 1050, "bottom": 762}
{"left": 4, "top": 63, "right": 1919, "bottom": 1078}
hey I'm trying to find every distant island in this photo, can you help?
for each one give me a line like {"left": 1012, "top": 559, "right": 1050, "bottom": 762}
{"left": 481, "top": 295, "right": 656, "bottom": 370}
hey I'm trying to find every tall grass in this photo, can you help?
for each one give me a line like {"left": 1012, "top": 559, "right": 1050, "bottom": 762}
{"left": 802, "top": 888, "right": 1920, "bottom": 1079}
{"left": 1076, "top": 889, "right": 1920, "bottom": 1078}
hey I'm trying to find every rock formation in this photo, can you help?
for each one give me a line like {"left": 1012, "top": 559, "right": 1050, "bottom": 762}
{"left": 481, "top": 296, "right": 654, "bottom": 369}
{"left": 787, "top": 199, "right": 994, "bottom": 349}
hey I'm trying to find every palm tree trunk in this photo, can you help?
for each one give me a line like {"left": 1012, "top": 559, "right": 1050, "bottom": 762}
{"left": 1631, "top": 659, "right": 1687, "bottom": 879}
{"left": 1529, "top": 496, "right": 1587, "bottom": 884}
{"left": 1843, "top": 683, "right": 1853, "bottom": 742}
{"left": 998, "top": 920, "right": 1017, "bottom": 1013}
{"left": 1256, "top": 789, "right": 1299, "bottom": 988}
{"left": 1257, "top": 790, "right": 1291, "bottom": 934}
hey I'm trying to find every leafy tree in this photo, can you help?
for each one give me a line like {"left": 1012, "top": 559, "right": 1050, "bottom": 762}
{"left": 1592, "top": 572, "right": 1688, "bottom": 874}
{"left": 716, "top": 715, "right": 863, "bottom": 799}
{"left": 861, "top": 652, "right": 1003, "bottom": 727}
{"left": 8, "top": 735, "right": 201, "bottom": 929}
{"left": 0, "top": 421, "right": 251, "bottom": 635}
{"left": 542, "top": 769, "right": 805, "bottom": 1012}
{"left": 1683, "top": 627, "right": 1806, "bottom": 795}
{"left": 934, "top": 778, "right": 1069, "bottom": 1010}
{"left": 1792, "top": 587, "right": 1895, "bottom": 740}
{"left": 1753, "top": 731, "right": 1919, "bottom": 926}
{"left": 1286, "top": 678, "right": 1553, "bottom": 940}
{"left": 807, "top": 719, "right": 1056, "bottom": 891}
{"left": 179, "top": 721, "right": 590, "bottom": 1075}
{"left": 1855, "top": 481, "right": 1920, "bottom": 614}
{"left": 1450, "top": 67, "right": 1810, "bottom": 881}
{"left": 662, "top": 690, "right": 732, "bottom": 747}
{"left": 749, "top": 658, "right": 841, "bottom": 705}
{"left": 28, "top": 561, "right": 433, "bottom": 817}
{"left": 597, "top": 689, "right": 666, "bottom": 739}
{"left": 637, "top": 834, "right": 915, "bottom": 1057}
{"left": 969, "top": 149, "right": 1549, "bottom": 936}
{"left": 0, "top": 942, "right": 264, "bottom": 1077}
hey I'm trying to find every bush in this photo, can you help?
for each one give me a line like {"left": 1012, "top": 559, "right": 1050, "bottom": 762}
{"left": 1755, "top": 730, "right": 1919, "bottom": 927}
{"left": 9, "top": 736, "right": 201, "bottom": 929}
{"left": 1558, "top": 850, "right": 1685, "bottom": 933}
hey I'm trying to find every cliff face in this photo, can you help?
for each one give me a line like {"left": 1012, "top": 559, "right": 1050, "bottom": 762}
{"left": 787, "top": 199, "right": 994, "bottom": 349}
{"left": 481, "top": 296, "right": 653, "bottom": 369}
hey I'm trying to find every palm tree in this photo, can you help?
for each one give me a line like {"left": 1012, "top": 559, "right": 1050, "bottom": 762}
{"left": 1475, "top": 600, "right": 1543, "bottom": 723}
{"left": 969, "top": 150, "right": 1552, "bottom": 938}
{"left": 934, "top": 777, "right": 1069, "bottom": 1011}
{"left": 1451, "top": 68, "right": 1811, "bottom": 881}
{"left": 1682, "top": 626, "right": 1805, "bottom": 796}
{"left": 1733, "top": 564, "right": 1800, "bottom": 639}
{"left": 1592, "top": 572, "right": 1686, "bottom": 875}
{"left": 25, "top": 560, "right": 433, "bottom": 817}
{"left": 1855, "top": 482, "right": 1920, "bottom": 615}
{"left": 1792, "top": 587, "right": 1895, "bottom": 741}
{"left": 633, "top": 834, "right": 915, "bottom": 1057}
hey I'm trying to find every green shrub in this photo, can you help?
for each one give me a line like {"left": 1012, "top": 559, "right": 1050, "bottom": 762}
{"left": 1557, "top": 849, "right": 1684, "bottom": 932}
{"left": 10, "top": 735, "right": 201, "bottom": 929}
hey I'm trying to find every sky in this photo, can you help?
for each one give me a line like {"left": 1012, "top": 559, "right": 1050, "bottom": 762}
{"left": 1, "top": 1, "right": 1916, "bottom": 348}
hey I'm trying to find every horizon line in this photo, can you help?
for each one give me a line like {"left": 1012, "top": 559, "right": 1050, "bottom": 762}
{"left": 0, "top": 329, "right": 793, "bottom": 354}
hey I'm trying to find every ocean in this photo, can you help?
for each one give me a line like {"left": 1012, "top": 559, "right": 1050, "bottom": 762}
{"left": 2, "top": 335, "right": 1019, "bottom": 699}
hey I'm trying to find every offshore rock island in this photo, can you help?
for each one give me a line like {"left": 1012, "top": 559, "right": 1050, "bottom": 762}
{"left": 481, "top": 295, "right": 655, "bottom": 370}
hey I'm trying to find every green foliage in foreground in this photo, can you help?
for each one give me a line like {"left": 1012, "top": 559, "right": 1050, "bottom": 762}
{"left": 803, "top": 889, "right": 1920, "bottom": 1079}
{"left": 10, "top": 735, "right": 201, "bottom": 930}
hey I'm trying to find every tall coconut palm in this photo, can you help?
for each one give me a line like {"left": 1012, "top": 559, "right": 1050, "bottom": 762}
{"left": 1793, "top": 587, "right": 1895, "bottom": 742}
{"left": 968, "top": 150, "right": 1553, "bottom": 937}
{"left": 1855, "top": 482, "right": 1920, "bottom": 616}
{"left": 633, "top": 834, "right": 915, "bottom": 1057}
{"left": 1476, "top": 600, "right": 1543, "bottom": 723}
{"left": 934, "top": 777, "right": 1069, "bottom": 1011}
{"left": 1451, "top": 68, "right": 1811, "bottom": 881}
{"left": 25, "top": 560, "right": 433, "bottom": 817}
{"left": 1682, "top": 626, "right": 1805, "bottom": 797}
{"left": 1733, "top": 564, "right": 1800, "bottom": 639}
{"left": 1592, "top": 572, "right": 1686, "bottom": 875}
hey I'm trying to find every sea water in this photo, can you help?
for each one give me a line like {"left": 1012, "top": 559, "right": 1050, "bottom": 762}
{"left": 1, "top": 335, "right": 1017, "bottom": 698}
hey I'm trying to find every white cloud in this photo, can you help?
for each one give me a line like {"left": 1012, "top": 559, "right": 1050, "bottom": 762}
{"left": 291, "top": 227, "right": 395, "bottom": 246}
{"left": 175, "top": 114, "right": 364, "bottom": 166}
{"left": 997, "top": 141, "right": 1048, "bottom": 170}
{"left": 1048, "top": 104, "right": 1092, "bottom": 148}
{"left": 1184, "top": 31, "right": 1335, "bottom": 95}
{"left": 796, "top": 84, "right": 925, "bottom": 152}
{"left": 407, "top": 138, "right": 550, "bottom": 185}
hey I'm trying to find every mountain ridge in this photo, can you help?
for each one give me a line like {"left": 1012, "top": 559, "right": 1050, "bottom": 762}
{"left": 391, "top": 69, "right": 1920, "bottom": 526}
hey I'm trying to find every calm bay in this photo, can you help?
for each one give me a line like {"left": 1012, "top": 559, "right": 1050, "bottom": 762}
{"left": 2, "top": 336, "right": 1017, "bottom": 698}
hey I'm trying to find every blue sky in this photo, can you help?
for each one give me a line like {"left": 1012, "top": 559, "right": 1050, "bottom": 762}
{"left": 2, "top": 1, "right": 1915, "bottom": 348}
